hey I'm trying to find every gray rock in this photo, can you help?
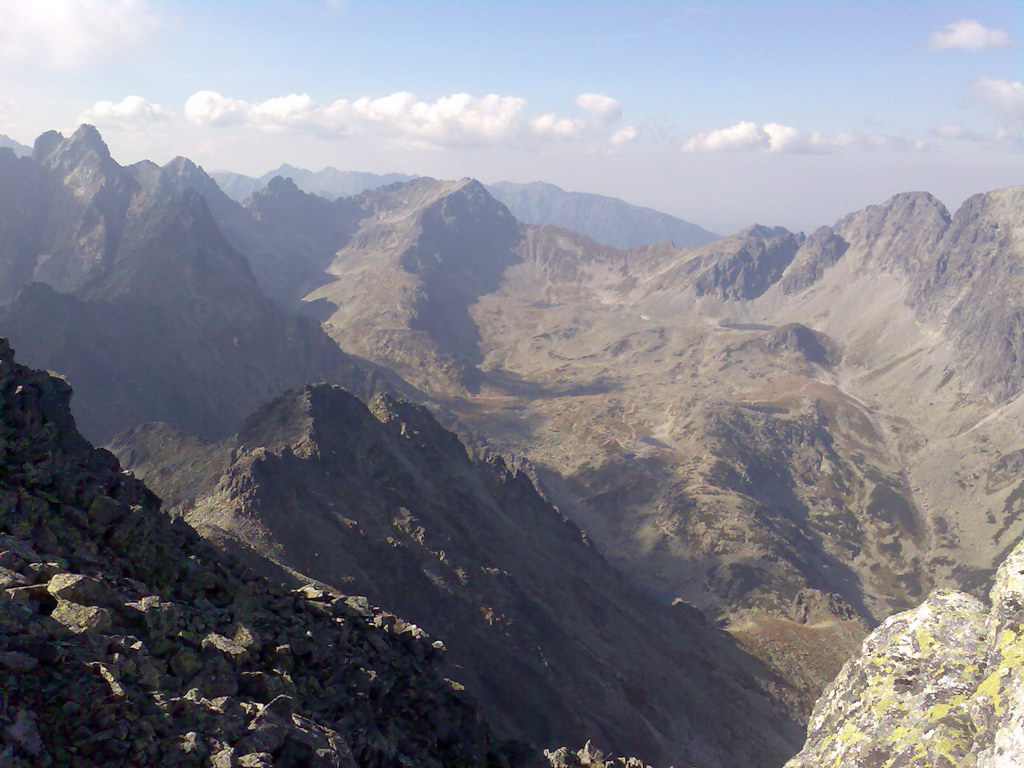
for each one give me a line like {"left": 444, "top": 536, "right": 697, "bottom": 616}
{"left": 50, "top": 599, "right": 115, "bottom": 633}
{"left": 47, "top": 572, "right": 117, "bottom": 606}
{"left": 786, "top": 536, "right": 1024, "bottom": 767}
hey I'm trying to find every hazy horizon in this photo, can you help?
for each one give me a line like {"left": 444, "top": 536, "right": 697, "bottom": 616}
{"left": 2, "top": 0, "right": 1021, "bottom": 233}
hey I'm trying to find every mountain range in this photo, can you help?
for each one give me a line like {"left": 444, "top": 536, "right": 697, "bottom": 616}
{"left": 486, "top": 180, "right": 720, "bottom": 249}
{"left": 2, "top": 123, "right": 1023, "bottom": 766}
{"left": 211, "top": 165, "right": 719, "bottom": 250}
{"left": 0, "top": 128, "right": 398, "bottom": 444}
{"left": 0, "top": 135, "right": 30, "bottom": 157}
{"left": 197, "top": 144, "right": 1024, "bottom": 717}
{"left": 213, "top": 165, "right": 418, "bottom": 205}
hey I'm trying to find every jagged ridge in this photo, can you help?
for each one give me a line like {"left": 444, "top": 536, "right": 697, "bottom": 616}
{"left": 0, "top": 336, "right": 528, "bottom": 767}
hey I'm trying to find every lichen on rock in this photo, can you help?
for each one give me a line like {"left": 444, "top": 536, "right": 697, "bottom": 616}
{"left": 786, "top": 537, "right": 1024, "bottom": 768}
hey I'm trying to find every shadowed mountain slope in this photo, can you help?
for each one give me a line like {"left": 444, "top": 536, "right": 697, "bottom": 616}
{"left": 0, "top": 126, "right": 398, "bottom": 444}
{"left": 112, "top": 382, "right": 802, "bottom": 768}
{"left": 0, "top": 336, "right": 535, "bottom": 767}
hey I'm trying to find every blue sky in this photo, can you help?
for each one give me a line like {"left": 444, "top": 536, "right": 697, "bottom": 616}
{"left": 1, "top": 0, "right": 1021, "bottom": 232}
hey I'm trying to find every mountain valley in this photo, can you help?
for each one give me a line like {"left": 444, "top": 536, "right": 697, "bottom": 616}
{"left": 199, "top": 153, "right": 1024, "bottom": 717}
{"left": 1, "top": 123, "right": 1023, "bottom": 767}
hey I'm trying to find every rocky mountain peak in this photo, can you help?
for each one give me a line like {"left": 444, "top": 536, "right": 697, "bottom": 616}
{"left": 245, "top": 175, "right": 340, "bottom": 222}
{"left": 18, "top": 125, "right": 139, "bottom": 294}
{"left": 302, "top": 175, "right": 525, "bottom": 392}
{"left": 833, "top": 189, "right": 951, "bottom": 275}
{"left": 157, "top": 156, "right": 241, "bottom": 212}
{"left": 125, "top": 159, "right": 163, "bottom": 192}
{"left": 162, "top": 155, "right": 214, "bottom": 186}
{"left": 33, "top": 124, "right": 116, "bottom": 174}
{"left": 691, "top": 224, "right": 804, "bottom": 300}
{"left": 233, "top": 385, "right": 470, "bottom": 473}
{"left": 30, "top": 129, "right": 64, "bottom": 161}
{"left": 739, "top": 223, "right": 795, "bottom": 240}
{"left": 234, "top": 383, "right": 370, "bottom": 459}
{"left": 263, "top": 174, "right": 302, "bottom": 195}
{"left": 266, "top": 163, "right": 313, "bottom": 183}
{"left": 777, "top": 225, "right": 850, "bottom": 294}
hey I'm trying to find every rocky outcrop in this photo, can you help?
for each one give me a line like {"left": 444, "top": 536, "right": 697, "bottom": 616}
{"left": 786, "top": 536, "right": 1024, "bottom": 767}
{"left": 777, "top": 227, "right": 849, "bottom": 295}
{"left": 692, "top": 225, "right": 804, "bottom": 301}
{"left": 0, "top": 337, "right": 529, "bottom": 768}
{"left": 544, "top": 741, "right": 654, "bottom": 768}
{"left": 114, "top": 383, "right": 802, "bottom": 768}
{"left": 763, "top": 323, "right": 841, "bottom": 366}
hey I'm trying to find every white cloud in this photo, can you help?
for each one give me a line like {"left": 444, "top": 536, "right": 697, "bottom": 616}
{"left": 683, "top": 121, "right": 769, "bottom": 152}
{"left": 184, "top": 91, "right": 253, "bottom": 127}
{"left": 968, "top": 78, "right": 1024, "bottom": 116}
{"left": 610, "top": 125, "right": 639, "bottom": 145}
{"left": 930, "top": 123, "right": 987, "bottom": 142}
{"left": 79, "top": 95, "right": 173, "bottom": 130}
{"left": 928, "top": 19, "right": 1015, "bottom": 51}
{"left": 683, "top": 121, "right": 919, "bottom": 154}
{"left": 0, "top": 0, "right": 161, "bottom": 70}
{"left": 574, "top": 93, "right": 623, "bottom": 123}
{"left": 530, "top": 113, "right": 584, "bottom": 137}
{"left": 183, "top": 90, "right": 629, "bottom": 149}
{"left": 352, "top": 92, "right": 531, "bottom": 146}
{"left": 965, "top": 78, "right": 1024, "bottom": 147}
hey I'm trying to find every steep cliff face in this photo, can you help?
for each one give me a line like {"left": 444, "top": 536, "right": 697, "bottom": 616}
{"left": 691, "top": 225, "right": 804, "bottom": 301}
{"left": 114, "top": 384, "right": 802, "bottom": 768}
{"left": 0, "top": 337, "right": 529, "bottom": 768}
{"left": 786, "top": 537, "right": 1024, "bottom": 768}
{"left": 908, "top": 187, "right": 1024, "bottom": 404}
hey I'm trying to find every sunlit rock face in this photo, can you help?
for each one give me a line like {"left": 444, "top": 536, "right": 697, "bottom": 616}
{"left": 786, "top": 537, "right": 1024, "bottom": 768}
